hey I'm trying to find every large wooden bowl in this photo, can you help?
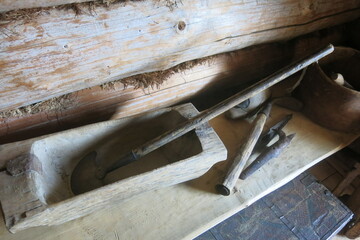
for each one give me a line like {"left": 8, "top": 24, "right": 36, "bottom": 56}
{"left": 296, "top": 47, "right": 360, "bottom": 133}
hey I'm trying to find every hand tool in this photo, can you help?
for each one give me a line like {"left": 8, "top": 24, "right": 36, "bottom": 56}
{"left": 253, "top": 114, "right": 292, "bottom": 152}
{"left": 216, "top": 114, "right": 292, "bottom": 195}
{"left": 239, "top": 130, "right": 295, "bottom": 180}
{"left": 216, "top": 103, "right": 271, "bottom": 196}
{"left": 71, "top": 45, "right": 334, "bottom": 195}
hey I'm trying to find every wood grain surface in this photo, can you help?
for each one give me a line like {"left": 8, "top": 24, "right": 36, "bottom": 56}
{"left": 0, "top": 0, "right": 359, "bottom": 111}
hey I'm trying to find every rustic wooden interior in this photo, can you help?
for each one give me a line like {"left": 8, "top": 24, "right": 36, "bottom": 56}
{"left": 0, "top": 0, "right": 359, "bottom": 239}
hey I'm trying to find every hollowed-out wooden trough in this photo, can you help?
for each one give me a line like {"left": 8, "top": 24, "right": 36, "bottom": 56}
{"left": 0, "top": 103, "right": 227, "bottom": 233}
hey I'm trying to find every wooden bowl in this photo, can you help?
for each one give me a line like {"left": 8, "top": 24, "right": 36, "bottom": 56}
{"left": 296, "top": 47, "right": 360, "bottom": 133}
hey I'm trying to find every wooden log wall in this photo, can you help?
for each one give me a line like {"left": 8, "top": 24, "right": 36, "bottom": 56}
{"left": 0, "top": 23, "right": 351, "bottom": 144}
{"left": 0, "top": 0, "right": 359, "bottom": 112}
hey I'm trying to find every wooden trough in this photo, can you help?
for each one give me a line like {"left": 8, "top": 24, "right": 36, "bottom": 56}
{"left": 0, "top": 103, "right": 227, "bottom": 233}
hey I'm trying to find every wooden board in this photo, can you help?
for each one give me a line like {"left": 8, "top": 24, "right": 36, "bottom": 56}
{"left": 0, "top": 24, "right": 348, "bottom": 144}
{"left": 0, "top": 105, "right": 358, "bottom": 239}
{"left": 0, "top": 0, "right": 359, "bottom": 111}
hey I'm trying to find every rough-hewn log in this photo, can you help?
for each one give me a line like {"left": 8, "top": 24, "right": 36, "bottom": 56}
{"left": 0, "top": 24, "right": 348, "bottom": 144}
{"left": 0, "top": 0, "right": 359, "bottom": 112}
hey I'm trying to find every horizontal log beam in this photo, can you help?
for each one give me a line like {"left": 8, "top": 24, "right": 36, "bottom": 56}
{"left": 0, "top": 24, "right": 347, "bottom": 144}
{"left": 0, "top": 0, "right": 359, "bottom": 112}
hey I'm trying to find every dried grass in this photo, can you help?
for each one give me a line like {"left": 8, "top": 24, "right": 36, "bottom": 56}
{"left": 0, "top": 0, "right": 178, "bottom": 23}
{"left": 118, "top": 56, "right": 214, "bottom": 89}
{"left": 0, "top": 94, "right": 76, "bottom": 118}
{"left": 0, "top": 2, "right": 100, "bottom": 23}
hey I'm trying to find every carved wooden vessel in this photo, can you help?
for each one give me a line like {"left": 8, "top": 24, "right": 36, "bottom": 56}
{"left": 0, "top": 103, "right": 227, "bottom": 233}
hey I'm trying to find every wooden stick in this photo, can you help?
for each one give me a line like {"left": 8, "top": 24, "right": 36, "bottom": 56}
{"left": 102, "top": 45, "right": 334, "bottom": 175}
{"left": 216, "top": 103, "right": 271, "bottom": 196}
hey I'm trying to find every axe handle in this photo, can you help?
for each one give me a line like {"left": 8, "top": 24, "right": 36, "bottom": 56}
{"left": 216, "top": 104, "right": 271, "bottom": 196}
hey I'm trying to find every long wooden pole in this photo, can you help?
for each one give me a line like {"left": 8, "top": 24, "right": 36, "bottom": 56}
{"left": 103, "top": 44, "right": 334, "bottom": 174}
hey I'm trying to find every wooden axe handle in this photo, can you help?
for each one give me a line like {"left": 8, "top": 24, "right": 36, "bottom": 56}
{"left": 216, "top": 103, "right": 271, "bottom": 196}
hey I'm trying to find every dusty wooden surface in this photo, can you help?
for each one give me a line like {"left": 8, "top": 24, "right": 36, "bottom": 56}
{"left": 0, "top": 24, "right": 348, "bottom": 145}
{"left": 0, "top": 105, "right": 358, "bottom": 239}
{"left": 0, "top": 0, "right": 359, "bottom": 112}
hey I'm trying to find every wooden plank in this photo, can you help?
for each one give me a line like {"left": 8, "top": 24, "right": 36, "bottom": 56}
{"left": 0, "top": 105, "right": 358, "bottom": 239}
{"left": 0, "top": 24, "right": 348, "bottom": 144}
{"left": 0, "top": 0, "right": 359, "bottom": 111}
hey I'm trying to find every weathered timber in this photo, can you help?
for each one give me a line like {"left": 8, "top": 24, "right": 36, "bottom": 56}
{"left": 0, "top": 105, "right": 358, "bottom": 239}
{"left": 0, "top": 103, "right": 227, "bottom": 232}
{"left": 0, "top": 0, "right": 359, "bottom": 112}
{"left": 0, "top": 25, "right": 348, "bottom": 144}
